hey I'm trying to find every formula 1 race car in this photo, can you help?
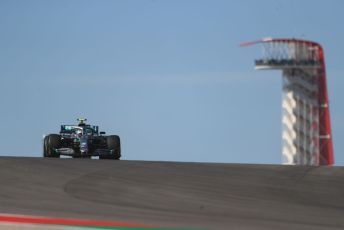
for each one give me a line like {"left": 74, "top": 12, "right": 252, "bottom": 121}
{"left": 43, "top": 118, "right": 121, "bottom": 159}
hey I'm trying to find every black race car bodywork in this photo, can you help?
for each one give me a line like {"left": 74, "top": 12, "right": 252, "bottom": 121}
{"left": 43, "top": 119, "right": 121, "bottom": 159}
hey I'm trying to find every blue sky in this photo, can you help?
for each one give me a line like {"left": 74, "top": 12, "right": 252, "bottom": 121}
{"left": 0, "top": 0, "right": 343, "bottom": 165}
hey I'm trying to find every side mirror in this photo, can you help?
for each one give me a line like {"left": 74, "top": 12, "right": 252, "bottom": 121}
{"left": 100, "top": 131, "right": 106, "bottom": 135}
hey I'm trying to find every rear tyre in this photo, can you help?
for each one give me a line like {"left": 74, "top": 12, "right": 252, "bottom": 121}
{"left": 100, "top": 135, "right": 121, "bottom": 160}
{"left": 43, "top": 136, "right": 49, "bottom": 157}
{"left": 43, "top": 134, "right": 61, "bottom": 158}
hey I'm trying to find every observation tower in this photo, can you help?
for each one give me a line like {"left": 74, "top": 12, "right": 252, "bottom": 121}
{"left": 242, "top": 38, "right": 334, "bottom": 165}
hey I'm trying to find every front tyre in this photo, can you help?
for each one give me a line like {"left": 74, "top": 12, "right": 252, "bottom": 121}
{"left": 43, "top": 134, "right": 61, "bottom": 158}
{"left": 100, "top": 135, "right": 121, "bottom": 160}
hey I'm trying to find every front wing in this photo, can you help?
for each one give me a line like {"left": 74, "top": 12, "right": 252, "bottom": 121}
{"left": 55, "top": 148, "right": 115, "bottom": 157}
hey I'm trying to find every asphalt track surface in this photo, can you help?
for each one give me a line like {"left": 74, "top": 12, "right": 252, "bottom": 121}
{"left": 0, "top": 157, "right": 343, "bottom": 230}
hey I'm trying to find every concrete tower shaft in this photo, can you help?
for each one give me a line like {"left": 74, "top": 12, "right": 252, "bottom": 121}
{"left": 242, "top": 38, "right": 334, "bottom": 165}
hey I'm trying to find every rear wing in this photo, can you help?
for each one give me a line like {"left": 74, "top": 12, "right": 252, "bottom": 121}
{"left": 60, "top": 125, "right": 99, "bottom": 134}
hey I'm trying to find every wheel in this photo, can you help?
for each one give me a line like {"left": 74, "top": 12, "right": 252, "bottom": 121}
{"left": 100, "top": 135, "right": 121, "bottom": 160}
{"left": 43, "top": 136, "right": 49, "bottom": 157}
{"left": 43, "top": 134, "right": 61, "bottom": 158}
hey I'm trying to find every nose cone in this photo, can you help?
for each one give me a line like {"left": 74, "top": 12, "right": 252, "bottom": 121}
{"left": 80, "top": 137, "right": 88, "bottom": 154}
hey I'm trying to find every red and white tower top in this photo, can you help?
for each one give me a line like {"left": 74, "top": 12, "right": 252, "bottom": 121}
{"left": 242, "top": 38, "right": 334, "bottom": 165}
